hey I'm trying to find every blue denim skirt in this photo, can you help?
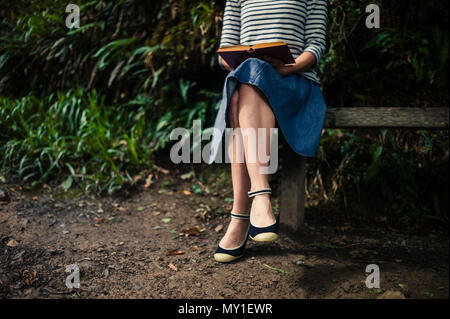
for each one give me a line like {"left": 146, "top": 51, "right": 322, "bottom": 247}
{"left": 208, "top": 58, "right": 327, "bottom": 164}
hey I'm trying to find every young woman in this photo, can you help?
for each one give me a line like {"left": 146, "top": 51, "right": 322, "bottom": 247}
{"left": 209, "top": 0, "right": 328, "bottom": 262}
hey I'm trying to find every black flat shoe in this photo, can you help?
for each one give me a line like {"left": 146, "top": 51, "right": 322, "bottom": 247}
{"left": 248, "top": 188, "right": 279, "bottom": 242}
{"left": 214, "top": 212, "right": 249, "bottom": 263}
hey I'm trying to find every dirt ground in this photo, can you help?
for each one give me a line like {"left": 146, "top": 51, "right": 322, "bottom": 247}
{"left": 0, "top": 166, "right": 448, "bottom": 299}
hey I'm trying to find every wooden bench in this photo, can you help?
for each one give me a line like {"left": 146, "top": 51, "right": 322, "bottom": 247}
{"left": 279, "top": 107, "right": 449, "bottom": 234}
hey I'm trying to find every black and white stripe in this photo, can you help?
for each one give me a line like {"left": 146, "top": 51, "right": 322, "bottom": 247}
{"left": 219, "top": 0, "right": 328, "bottom": 84}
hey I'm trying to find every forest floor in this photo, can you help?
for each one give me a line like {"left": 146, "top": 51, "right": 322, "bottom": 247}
{"left": 0, "top": 164, "right": 448, "bottom": 299}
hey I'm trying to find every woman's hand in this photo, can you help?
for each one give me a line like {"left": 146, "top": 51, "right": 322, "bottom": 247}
{"left": 221, "top": 54, "right": 250, "bottom": 71}
{"left": 220, "top": 57, "right": 234, "bottom": 72}
{"left": 263, "top": 56, "right": 298, "bottom": 77}
{"left": 263, "top": 52, "right": 316, "bottom": 77}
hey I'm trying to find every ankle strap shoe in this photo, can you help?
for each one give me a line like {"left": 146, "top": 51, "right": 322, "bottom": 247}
{"left": 214, "top": 212, "right": 249, "bottom": 263}
{"left": 248, "top": 188, "right": 279, "bottom": 242}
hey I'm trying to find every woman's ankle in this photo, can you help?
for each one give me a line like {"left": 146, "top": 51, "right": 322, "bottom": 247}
{"left": 231, "top": 204, "right": 250, "bottom": 215}
{"left": 220, "top": 218, "right": 249, "bottom": 248}
{"left": 250, "top": 184, "right": 271, "bottom": 192}
{"left": 249, "top": 195, "right": 274, "bottom": 225}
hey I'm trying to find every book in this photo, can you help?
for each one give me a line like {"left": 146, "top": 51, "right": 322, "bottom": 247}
{"left": 217, "top": 42, "right": 296, "bottom": 69}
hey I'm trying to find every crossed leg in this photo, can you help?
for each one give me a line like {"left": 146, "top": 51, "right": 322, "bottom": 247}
{"left": 219, "top": 83, "right": 276, "bottom": 249}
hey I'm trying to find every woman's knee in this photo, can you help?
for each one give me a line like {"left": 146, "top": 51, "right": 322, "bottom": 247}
{"left": 239, "top": 83, "right": 254, "bottom": 96}
{"left": 239, "top": 83, "right": 268, "bottom": 105}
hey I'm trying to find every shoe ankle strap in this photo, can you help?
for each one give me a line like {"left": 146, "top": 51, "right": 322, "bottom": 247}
{"left": 248, "top": 188, "right": 272, "bottom": 198}
{"left": 230, "top": 212, "right": 250, "bottom": 220}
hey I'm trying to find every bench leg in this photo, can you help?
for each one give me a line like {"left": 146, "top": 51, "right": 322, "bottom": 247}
{"left": 280, "top": 148, "right": 306, "bottom": 233}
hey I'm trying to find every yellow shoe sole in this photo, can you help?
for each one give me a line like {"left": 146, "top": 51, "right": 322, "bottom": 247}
{"left": 214, "top": 253, "right": 244, "bottom": 263}
{"left": 250, "top": 232, "right": 278, "bottom": 242}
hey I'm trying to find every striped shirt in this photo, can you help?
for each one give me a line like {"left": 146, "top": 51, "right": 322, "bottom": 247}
{"left": 219, "top": 0, "right": 328, "bottom": 84}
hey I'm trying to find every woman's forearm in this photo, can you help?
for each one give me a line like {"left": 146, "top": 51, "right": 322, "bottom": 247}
{"left": 293, "top": 51, "right": 316, "bottom": 73}
{"left": 221, "top": 50, "right": 317, "bottom": 75}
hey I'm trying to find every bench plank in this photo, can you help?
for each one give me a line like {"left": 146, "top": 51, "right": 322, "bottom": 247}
{"left": 324, "top": 107, "right": 449, "bottom": 129}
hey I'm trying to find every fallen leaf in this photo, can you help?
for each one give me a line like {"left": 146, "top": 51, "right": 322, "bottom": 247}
{"left": 180, "top": 171, "right": 195, "bottom": 180}
{"left": 154, "top": 165, "right": 169, "bottom": 174}
{"left": 93, "top": 217, "right": 106, "bottom": 227}
{"left": 193, "top": 245, "right": 201, "bottom": 250}
{"left": 214, "top": 224, "right": 224, "bottom": 233}
{"left": 179, "top": 226, "right": 201, "bottom": 236}
{"left": 7, "top": 239, "right": 19, "bottom": 247}
{"left": 195, "top": 204, "right": 212, "bottom": 220}
{"left": 32, "top": 196, "right": 38, "bottom": 201}
{"left": 161, "top": 218, "right": 171, "bottom": 224}
{"left": 182, "top": 190, "right": 192, "bottom": 195}
{"left": 168, "top": 250, "right": 185, "bottom": 256}
{"left": 144, "top": 174, "right": 154, "bottom": 188}
{"left": 168, "top": 263, "right": 178, "bottom": 271}
{"left": 192, "top": 184, "right": 202, "bottom": 194}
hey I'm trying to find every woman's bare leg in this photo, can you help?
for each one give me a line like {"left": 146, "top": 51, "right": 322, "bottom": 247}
{"left": 219, "top": 85, "right": 251, "bottom": 248}
{"left": 219, "top": 83, "right": 276, "bottom": 248}
{"left": 238, "top": 84, "right": 276, "bottom": 227}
